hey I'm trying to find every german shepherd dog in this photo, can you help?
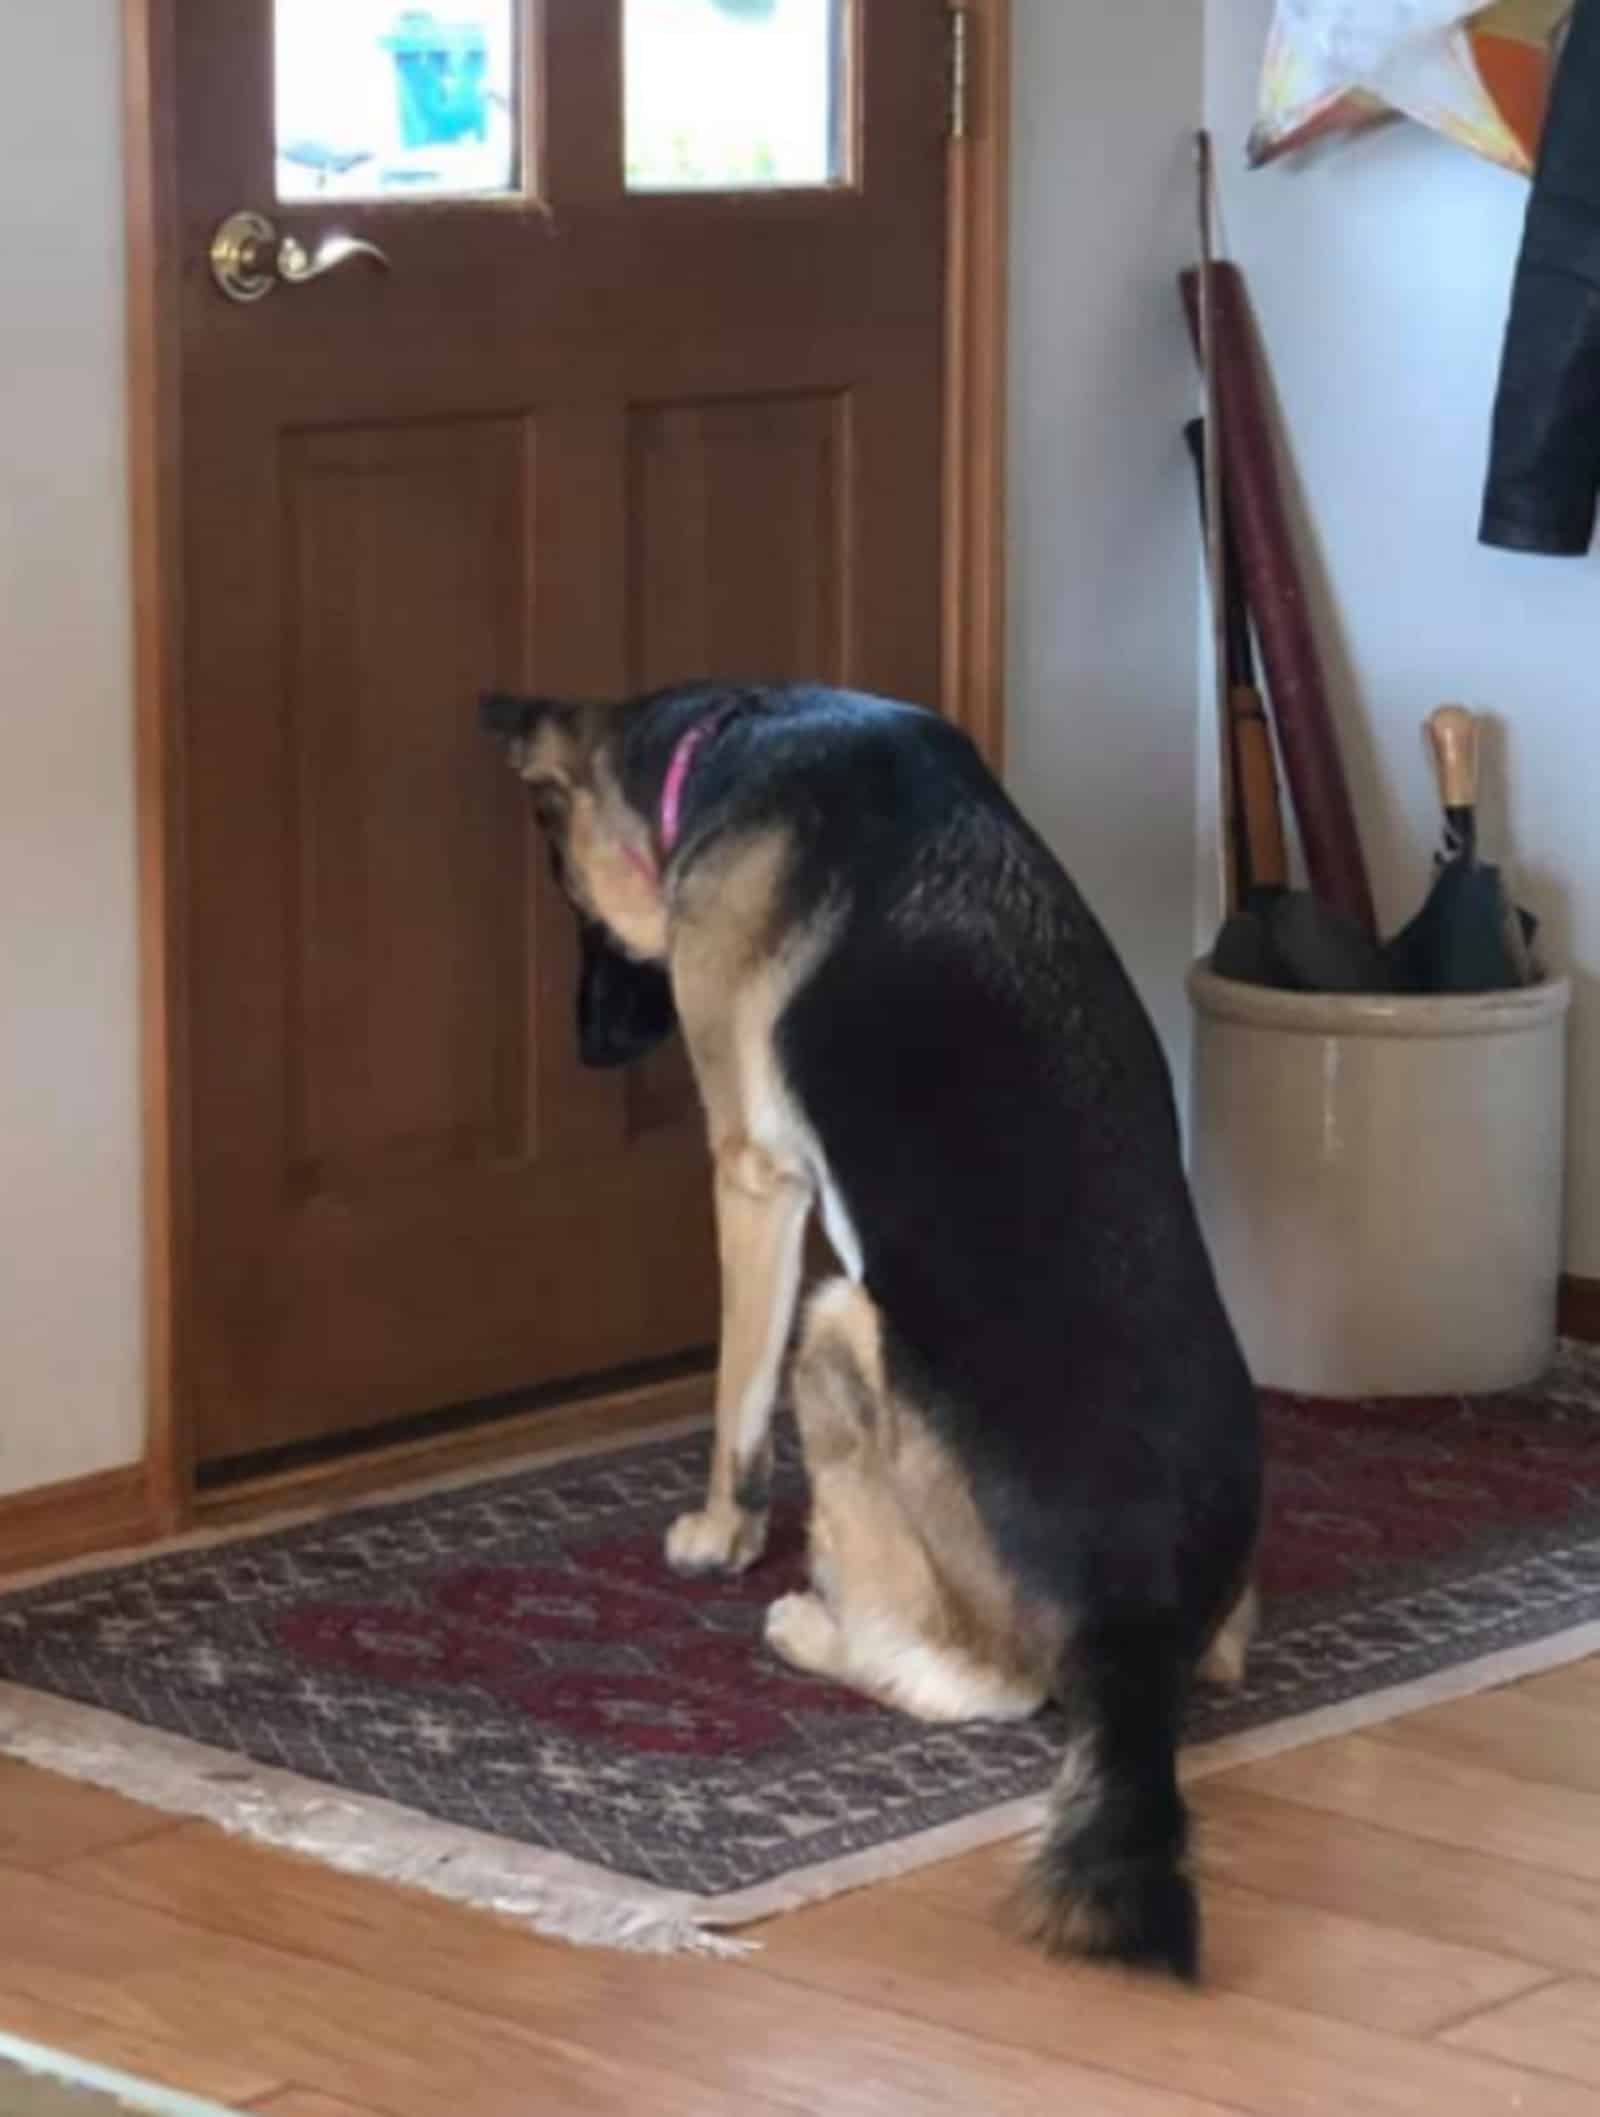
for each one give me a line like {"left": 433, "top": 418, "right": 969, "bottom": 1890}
{"left": 480, "top": 681, "right": 1261, "bottom": 1980}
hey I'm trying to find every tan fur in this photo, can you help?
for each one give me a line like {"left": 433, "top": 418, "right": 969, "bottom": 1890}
{"left": 1008, "top": 1837, "right": 1124, "bottom": 1959}
{"left": 1198, "top": 1578, "right": 1256, "bottom": 1689}
{"left": 567, "top": 759, "right": 669, "bottom": 960}
{"left": 664, "top": 832, "right": 835, "bottom": 1575}
{"left": 766, "top": 1278, "right": 1062, "bottom": 1721}
{"left": 509, "top": 709, "right": 595, "bottom": 806}
{"left": 513, "top": 721, "right": 666, "bottom": 960}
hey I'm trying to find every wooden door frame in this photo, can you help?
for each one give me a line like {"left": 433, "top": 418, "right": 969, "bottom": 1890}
{"left": 122, "top": 0, "right": 1011, "bottom": 1535}
{"left": 939, "top": 0, "right": 1011, "bottom": 769}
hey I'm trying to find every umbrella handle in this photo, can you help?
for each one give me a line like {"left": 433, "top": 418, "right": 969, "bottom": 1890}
{"left": 1232, "top": 685, "right": 1288, "bottom": 893}
{"left": 1426, "top": 706, "right": 1479, "bottom": 855}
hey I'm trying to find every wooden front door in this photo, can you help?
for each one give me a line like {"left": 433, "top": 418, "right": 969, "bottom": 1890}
{"left": 171, "top": 0, "right": 951, "bottom": 1471}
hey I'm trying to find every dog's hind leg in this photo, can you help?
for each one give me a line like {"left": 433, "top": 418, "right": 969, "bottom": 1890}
{"left": 768, "top": 1279, "right": 1052, "bottom": 1723}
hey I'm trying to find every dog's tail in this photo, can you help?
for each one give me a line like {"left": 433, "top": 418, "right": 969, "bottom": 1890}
{"left": 1013, "top": 1610, "right": 1197, "bottom": 1981}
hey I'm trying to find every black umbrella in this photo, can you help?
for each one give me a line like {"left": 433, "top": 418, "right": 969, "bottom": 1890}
{"left": 1385, "top": 708, "right": 1538, "bottom": 995}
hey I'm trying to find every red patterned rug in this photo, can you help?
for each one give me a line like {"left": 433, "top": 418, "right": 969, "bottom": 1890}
{"left": 3, "top": 1344, "right": 1600, "bottom": 1955}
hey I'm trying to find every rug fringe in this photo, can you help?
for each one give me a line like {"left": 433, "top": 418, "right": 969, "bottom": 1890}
{"left": 0, "top": 1683, "right": 749, "bottom": 1961}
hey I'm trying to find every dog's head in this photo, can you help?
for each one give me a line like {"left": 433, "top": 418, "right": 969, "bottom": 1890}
{"left": 480, "top": 692, "right": 677, "bottom": 1070}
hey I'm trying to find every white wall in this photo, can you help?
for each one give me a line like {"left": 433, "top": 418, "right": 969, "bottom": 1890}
{"left": 1205, "top": 0, "right": 1600, "bottom": 1275}
{"left": 0, "top": 2, "right": 144, "bottom": 1497}
{"left": 1005, "top": 1, "right": 1205, "bottom": 1082}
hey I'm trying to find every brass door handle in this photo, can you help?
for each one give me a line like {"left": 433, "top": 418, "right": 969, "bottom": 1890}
{"left": 210, "top": 210, "right": 391, "bottom": 304}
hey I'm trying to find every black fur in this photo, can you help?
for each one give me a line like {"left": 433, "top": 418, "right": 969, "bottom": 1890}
{"left": 1021, "top": 1610, "right": 1198, "bottom": 1978}
{"left": 576, "top": 919, "right": 677, "bottom": 1069}
{"left": 732, "top": 1452, "right": 775, "bottom": 1516}
{"left": 485, "top": 681, "right": 1262, "bottom": 1978}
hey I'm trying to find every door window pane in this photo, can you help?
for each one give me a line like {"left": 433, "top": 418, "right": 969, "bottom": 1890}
{"left": 626, "top": 0, "right": 848, "bottom": 192}
{"left": 276, "top": 3, "right": 518, "bottom": 201}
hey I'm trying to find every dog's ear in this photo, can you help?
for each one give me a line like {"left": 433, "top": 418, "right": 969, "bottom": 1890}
{"left": 576, "top": 918, "right": 678, "bottom": 1069}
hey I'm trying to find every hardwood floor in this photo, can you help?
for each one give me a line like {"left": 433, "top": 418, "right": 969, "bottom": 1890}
{"left": 2, "top": 1662, "right": 1599, "bottom": 2115}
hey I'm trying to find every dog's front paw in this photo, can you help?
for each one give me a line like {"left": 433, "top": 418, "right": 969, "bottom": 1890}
{"left": 665, "top": 1506, "right": 767, "bottom": 1577}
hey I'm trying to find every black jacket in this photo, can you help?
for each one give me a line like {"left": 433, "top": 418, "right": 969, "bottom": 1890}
{"left": 1480, "top": 0, "right": 1600, "bottom": 556}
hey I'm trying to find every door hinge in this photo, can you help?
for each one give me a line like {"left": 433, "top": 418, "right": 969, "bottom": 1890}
{"left": 947, "top": 6, "right": 974, "bottom": 143}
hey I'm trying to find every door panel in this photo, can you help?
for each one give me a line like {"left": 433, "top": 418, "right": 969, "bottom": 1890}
{"left": 282, "top": 420, "right": 533, "bottom": 1198}
{"left": 628, "top": 393, "right": 848, "bottom": 686}
{"left": 176, "top": 0, "right": 950, "bottom": 1467}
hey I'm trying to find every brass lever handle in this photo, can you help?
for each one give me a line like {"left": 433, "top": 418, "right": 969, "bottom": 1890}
{"left": 277, "top": 230, "right": 391, "bottom": 285}
{"left": 210, "top": 210, "right": 391, "bottom": 304}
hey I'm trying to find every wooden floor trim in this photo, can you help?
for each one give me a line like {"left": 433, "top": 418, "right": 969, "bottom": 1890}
{"left": 1, "top": 1369, "right": 712, "bottom": 1572}
{"left": 1560, "top": 1276, "right": 1600, "bottom": 1344}
{"left": 191, "top": 1366, "right": 712, "bottom": 1530}
{"left": 0, "top": 1467, "right": 156, "bottom": 1580}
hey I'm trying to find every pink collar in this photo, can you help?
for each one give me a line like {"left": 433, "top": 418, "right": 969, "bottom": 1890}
{"left": 658, "top": 719, "right": 717, "bottom": 856}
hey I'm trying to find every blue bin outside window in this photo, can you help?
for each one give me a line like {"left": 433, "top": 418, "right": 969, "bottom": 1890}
{"left": 380, "top": 11, "right": 492, "bottom": 150}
